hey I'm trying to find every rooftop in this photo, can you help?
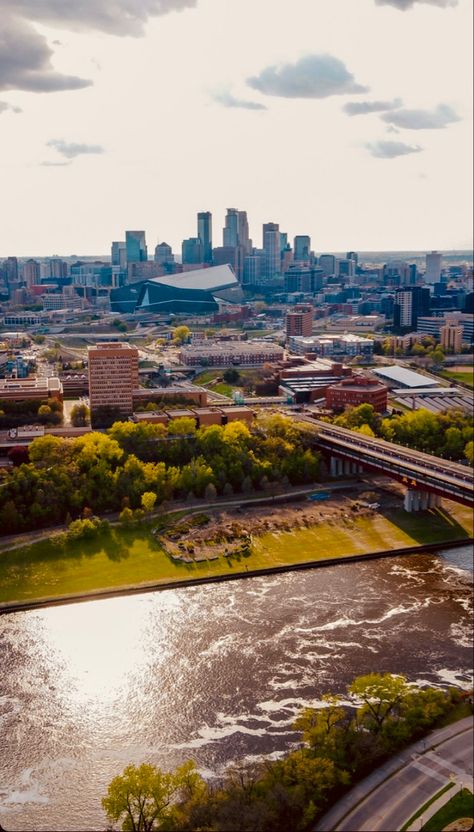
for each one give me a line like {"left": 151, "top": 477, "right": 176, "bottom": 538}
{"left": 372, "top": 365, "right": 441, "bottom": 388}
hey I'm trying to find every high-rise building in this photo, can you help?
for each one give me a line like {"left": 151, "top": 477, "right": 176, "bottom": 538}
{"left": 223, "top": 209, "right": 239, "bottom": 247}
{"left": 425, "top": 251, "right": 442, "bottom": 284}
{"left": 111, "top": 242, "right": 127, "bottom": 270}
{"left": 182, "top": 237, "right": 203, "bottom": 265}
{"left": 125, "top": 230, "right": 147, "bottom": 264}
{"left": 22, "top": 259, "right": 41, "bottom": 286}
{"left": 243, "top": 254, "right": 262, "bottom": 285}
{"left": 212, "top": 246, "right": 244, "bottom": 281}
{"left": 440, "top": 323, "right": 463, "bottom": 353}
{"left": 346, "top": 251, "right": 358, "bottom": 265}
{"left": 338, "top": 259, "right": 355, "bottom": 278}
{"left": 394, "top": 287, "right": 430, "bottom": 331}
{"left": 286, "top": 305, "right": 313, "bottom": 338}
{"left": 197, "top": 212, "right": 213, "bottom": 264}
{"left": 4, "top": 256, "right": 19, "bottom": 285}
{"left": 294, "top": 236, "right": 311, "bottom": 262}
{"left": 262, "top": 222, "right": 280, "bottom": 278}
{"left": 318, "top": 254, "right": 336, "bottom": 276}
{"left": 88, "top": 342, "right": 139, "bottom": 421}
{"left": 154, "top": 242, "right": 174, "bottom": 265}
{"left": 49, "top": 258, "right": 69, "bottom": 279}
{"left": 238, "top": 211, "right": 251, "bottom": 253}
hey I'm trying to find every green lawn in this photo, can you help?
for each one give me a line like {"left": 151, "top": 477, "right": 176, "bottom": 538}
{"left": 0, "top": 504, "right": 472, "bottom": 606}
{"left": 440, "top": 369, "right": 474, "bottom": 388}
{"left": 422, "top": 789, "right": 473, "bottom": 831}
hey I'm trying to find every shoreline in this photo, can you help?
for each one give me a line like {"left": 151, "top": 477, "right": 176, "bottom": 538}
{"left": 0, "top": 536, "right": 471, "bottom": 616}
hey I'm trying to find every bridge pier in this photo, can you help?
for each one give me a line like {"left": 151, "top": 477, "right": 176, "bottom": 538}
{"left": 404, "top": 489, "right": 441, "bottom": 512}
{"left": 330, "top": 457, "right": 361, "bottom": 477}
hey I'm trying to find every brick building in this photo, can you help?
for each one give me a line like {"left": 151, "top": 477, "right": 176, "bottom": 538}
{"left": 325, "top": 375, "right": 388, "bottom": 412}
{"left": 88, "top": 342, "right": 139, "bottom": 418}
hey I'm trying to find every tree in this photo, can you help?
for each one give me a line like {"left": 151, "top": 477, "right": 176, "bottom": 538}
{"left": 119, "top": 506, "right": 134, "bottom": 524}
{"left": 70, "top": 403, "right": 90, "bottom": 427}
{"left": 348, "top": 673, "right": 409, "bottom": 733}
{"left": 141, "top": 491, "right": 157, "bottom": 513}
{"left": 204, "top": 482, "right": 217, "bottom": 501}
{"left": 223, "top": 368, "right": 240, "bottom": 384}
{"left": 464, "top": 440, "right": 473, "bottom": 466}
{"left": 172, "top": 325, "right": 191, "bottom": 345}
{"left": 102, "top": 761, "right": 205, "bottom": 832}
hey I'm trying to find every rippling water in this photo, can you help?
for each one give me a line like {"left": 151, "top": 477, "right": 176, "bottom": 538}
{"left": 0, "top": 546, "right": 472, "bottom": 832}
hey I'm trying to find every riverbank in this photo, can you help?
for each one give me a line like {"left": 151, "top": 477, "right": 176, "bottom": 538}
{"left": 1, "top": 486, "right": 472, "bottom": 612}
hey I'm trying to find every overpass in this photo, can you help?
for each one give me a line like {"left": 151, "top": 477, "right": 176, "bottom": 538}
{"left": 296, "top": 416, "right": 474, "bottom": 511}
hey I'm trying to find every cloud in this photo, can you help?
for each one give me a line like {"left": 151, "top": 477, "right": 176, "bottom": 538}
{"left": 47, "top": 139, "right": 105, "bottom": 158}
{"left": 247, "top": 54, "right": 368, "bottom": 100}
{"left": 0, "top": 15, "right": 92, "bottom": 92}
{"left": 381, "top": 103, "right": 460, "bottom": 129}
{"left": 366, "top": 140, "right": 423, "bottom": 158}
{"left": 343, "top": 97, "right": 402, "bottom": 116}
{"left": 0, "top": 100, "right": 22, "bottom": 114}
{"left": 375, "top": 0, "right": 458, "bottom": 8}
{"left": 39, "top": 160, "right": 72, "bottom": 166}
{"left": 0, "top": 1, "right": 198, "bottom": 37}
{"left": 212, "top": 90, "right": 267, "bottom": 111}
{"left": 386, "top": 125, "right": 400, "bottom": 133}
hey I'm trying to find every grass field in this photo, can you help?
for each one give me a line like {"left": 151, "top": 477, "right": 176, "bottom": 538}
{"left": 440, "top": 368, "right": 474, "bottom": 388}
{"left": 0, "top": 504, "right": 472, "bottom": 605}
{"left": 421, "top": 789, "right": 473, "bottom": 831}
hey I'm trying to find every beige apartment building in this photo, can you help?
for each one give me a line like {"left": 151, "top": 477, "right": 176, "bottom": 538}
{"left": 440, "top": 323, "right": 463, "bottom": 354}
{"left": 88, "top": 342, "right": 139, "bottom": 417}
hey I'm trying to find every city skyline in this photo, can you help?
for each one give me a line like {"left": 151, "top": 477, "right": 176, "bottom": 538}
{"left": 1, "top": 0, "right": 473, "bottom": 255}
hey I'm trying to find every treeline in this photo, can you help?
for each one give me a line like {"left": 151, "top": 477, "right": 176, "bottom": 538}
{"left": 332, "top": 403, "right": 473, "bottom": 464}
{"left": 101, "top": 674, "right": 468, "bottom": 832}
{"left": 0, "top": 396, "right": 63, "bottom": 428}
{"left": 0, "top": 415, "right": 320, "bottom": 535}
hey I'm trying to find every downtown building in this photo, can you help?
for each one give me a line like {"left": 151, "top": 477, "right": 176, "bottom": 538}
{"left": 88, "top": 342, "right": 139, "bottom": 421}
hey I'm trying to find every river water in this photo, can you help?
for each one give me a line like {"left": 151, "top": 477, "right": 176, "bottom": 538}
{"left": 0, "top": 546, "right": 472, "bottom": 831}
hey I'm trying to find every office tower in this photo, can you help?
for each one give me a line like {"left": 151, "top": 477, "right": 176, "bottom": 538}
{"left": 237, "top": 211, "right": 251, "bottom": 253}
{"left": 197, "top": 212, "right": 213, "bottom": 264}
{"left": 111, "top": 242, "right": 127, "bottom": 269}
{"left": 425, "top": 251, "right": 442, "bottom": 284}
{"left": 318, "top": 254, "right": 336, "bottom": 276}
{"left": 262, "top": 222, "right": 280, "bottom": 278}
{"left": 440, "top": 323, "right": 463, "bottom": 353}
{"left": 346, "top": 251, "right": 358, "bottom": 265}
{"left": 182, "top": 237, "right": 203, "bottom": 265}
{"left": 223, "top": 209, "right": 239, "bottom": 247}
{"left": 22, "top": 259, "right": 41, "bottom": 286}
{"left": 48, "top": 258, "right": 69, "bottom": 279}
{"left": 88, "top": 343, "right": 139, "bottom": 420}
{"left": 5, "top": 256, "right": 18, "bottom": 285}
{"left": 338, "top": 259, "right": 355, "bottom": 278}
{"left": 154, "top": 242, "right": 174, "bottom": 265}
{"left": 125, "top": 230, "right": 147, "bottom": 264}
{"left": 286, "top": 305, "right": 313, "bottom": 338}
{"left": 280, "top": 232, "right": 288, "bottom": 252}
{"left": 281, "top": 244, "right": 293, "bottom": 274}
{"left": 212, "top": 245, "right": 244, "bottom": 280}
{"left": 243, "top": 253, "right": 262, "bottom": 285}
{"left": 294, "top": 235, "right": 311, "bottom": 262}
{"left": 394, "top": 286, "right": 430, "bottom": 330}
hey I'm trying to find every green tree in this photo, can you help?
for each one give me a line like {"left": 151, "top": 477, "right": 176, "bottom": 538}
{"left": 223, "top": 368, "right": 240, "bottom": 384}
{"left": 348, "top": 673, "right": 409, "bottom": 733}
{"left": 70, "top": 403, "right": 90, "bottom": 427}
{"left": 102, "top": 761, "right": 205, "bottom": 832}
{"left": 465, "top": 440, "right": 474, "bottom": 465}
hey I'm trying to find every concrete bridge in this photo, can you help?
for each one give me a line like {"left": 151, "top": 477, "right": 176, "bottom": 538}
{"left": 296, "top": 417, "right": 474, "bottom": 512}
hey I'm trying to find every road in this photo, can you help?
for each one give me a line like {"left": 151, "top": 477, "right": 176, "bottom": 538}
{"left": 317, "top": 721, "right": 473, "bottom": 832}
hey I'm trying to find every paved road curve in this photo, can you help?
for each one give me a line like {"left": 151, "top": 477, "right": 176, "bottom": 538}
{"left": 316, "top": 718, "right": 473, "bottom": 832}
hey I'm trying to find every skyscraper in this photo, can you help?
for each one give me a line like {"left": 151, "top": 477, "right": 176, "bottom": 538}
{"left": 22, "top": 259, "right": 41, "bottom": 286}
{"left": 154, "top": 242, "right": 174, "bottom": 265}
{"left": 111, "top": 242, "right": 127, "bottom": 269}
{"left": 237, "top": 211, "right": 251, "bottom": 253}
{"left": 182, "top": 237, "right": 203, "bottom": 265}
{"left": 318, "top": 254, "right": 336, "bottom": 276}
{"left": 425, "top": 251, "right": 442, "bottom": 284}
{"left": 294, "top": 235, "right": 311, "bottom": 261}
{"left": 197, "top": 212, "right": 213, "bottom": 264}
{"left": 262, "top": 222, "right": 280, "bottom": 279}
{"left": 223, "top": 209, "right": 239, "bottom": 247}
{"left": 125, "top": 230, "right": 147, "bottom": 264}
{"left": 393, "top": 286, "right": 430, "bottom": 331}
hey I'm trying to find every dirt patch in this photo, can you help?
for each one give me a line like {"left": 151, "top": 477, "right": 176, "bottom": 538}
{"left": 155, "top": 484, "right": 402, "bottom": 564}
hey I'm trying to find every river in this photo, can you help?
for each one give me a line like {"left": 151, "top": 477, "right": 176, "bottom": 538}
{"left": 0, "top": 545, "right": 472, "bottom": 831}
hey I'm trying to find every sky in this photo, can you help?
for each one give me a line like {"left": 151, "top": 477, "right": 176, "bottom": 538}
{"left": 0, "top": 0, "right": 472, "bottom": 256}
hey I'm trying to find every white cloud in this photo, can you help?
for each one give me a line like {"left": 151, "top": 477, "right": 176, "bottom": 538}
{"left": 375, "top": 0, "right": 458, "bottom": 9}
{"left": 367, "top": 140, "right": 423, "bottom": 157}
{"left": 381, "top": 103, "right": 460, "bottom": 129}
{"left": 47, "top": 139, "right": 105, "bottom": 158}
{"left": 343, "top": 98, "right": 402, "bottom": 115}
{"left": 247, "top": 54, "right": 369, "bottom": 99}
{"left": 0, "top": 100, "right": 22, "bottom": 114}
{"left": 212, "top": 90, "right": 267, "bottom": 110}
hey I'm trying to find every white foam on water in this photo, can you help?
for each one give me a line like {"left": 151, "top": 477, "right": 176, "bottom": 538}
{"left": 449, "top": 621, "right": 473, "bottom": 649}
{"left": 1, "top": 769, "right": 49, "bottom": 807}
